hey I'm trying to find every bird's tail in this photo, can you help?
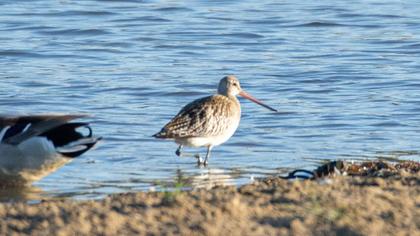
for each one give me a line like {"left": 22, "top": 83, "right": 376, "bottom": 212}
{"left": 152, "top": 129, "right": 169, "bottom": 139}
{"left": 43, "top": 122, "right": 102, "bottom": 158}
{"left": 56, "top": 136, "right": 101, "bottom": 158}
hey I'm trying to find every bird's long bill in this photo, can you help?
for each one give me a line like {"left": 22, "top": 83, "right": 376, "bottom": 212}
{"left": 239, "top": 91, "right": 278, "bottom": 112}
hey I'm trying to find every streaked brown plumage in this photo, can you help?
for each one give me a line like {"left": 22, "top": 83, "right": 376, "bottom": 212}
{"left": 154, "top": 75, "right": 277, "bottom": 165}
{"left": 155, "top": 95, "right": 240, "bottom": 139}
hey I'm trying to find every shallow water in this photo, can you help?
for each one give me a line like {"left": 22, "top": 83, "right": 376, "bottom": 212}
{"left": 0, "top": 0, "right": 419, "bottom": 200}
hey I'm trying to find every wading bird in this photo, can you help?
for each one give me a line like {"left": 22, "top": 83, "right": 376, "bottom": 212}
{"left": 153, "top": 75, "right": 277, "bottom": 165}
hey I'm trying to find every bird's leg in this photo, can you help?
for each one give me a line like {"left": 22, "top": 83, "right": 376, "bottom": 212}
{"left": 176, "top": 145, "right": 201, "bottom": 160}
{"left": 175, "top": 145, "right": 183, "bottom": 157}
{"left": 202, "top": 146, "right": 213, "bottom": 166}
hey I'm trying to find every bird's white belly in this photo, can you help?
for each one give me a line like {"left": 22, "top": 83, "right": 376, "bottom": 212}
{"left": 0, "top": 137, "right": 69, "bottom": 185}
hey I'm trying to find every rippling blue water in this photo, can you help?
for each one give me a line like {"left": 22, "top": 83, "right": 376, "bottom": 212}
{"left": 1, "top": 0, "right": 419, "bottom": 200}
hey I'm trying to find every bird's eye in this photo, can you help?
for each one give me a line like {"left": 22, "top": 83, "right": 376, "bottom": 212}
{"left": 233, "top": 83, "right": 238, "bottom": 86}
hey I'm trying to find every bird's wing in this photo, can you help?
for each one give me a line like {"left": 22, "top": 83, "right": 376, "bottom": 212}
{"left": 155, "top": 95, "right": 236, "bottom": 138}
{"left": 0, "top": 114, "right": 87, "bottom": 145}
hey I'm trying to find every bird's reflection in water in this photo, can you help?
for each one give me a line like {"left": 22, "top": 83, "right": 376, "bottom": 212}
{"left": 0, "top": 185, "right": 45, "bottom": 203}
{"left": 167, "top": 168, "right": 235, "bottom": 191}
{"left": 191, "top": 168, "right": 235, "bottom": 189}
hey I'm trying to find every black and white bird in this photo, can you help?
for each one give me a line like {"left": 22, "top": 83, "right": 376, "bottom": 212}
{"left": 0, "top": 114, "right": 101, "bottom": 186}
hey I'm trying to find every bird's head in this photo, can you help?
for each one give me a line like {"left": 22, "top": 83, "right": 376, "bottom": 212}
{"left": 217, "top": 75, "right": 278, "bottom": 112}
{"left": 217, "top": 75, "right": 242, "bottom": 97}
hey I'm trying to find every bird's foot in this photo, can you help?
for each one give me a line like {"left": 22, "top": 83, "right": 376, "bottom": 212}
{"left": 175, "top": 150, "right": 207, "bottom": 166}
{"left": 176, "top": 149, "right": 198, "bottom": 159}
{"left": 196, "top": 155, "right": 208, "bottom": 166}
{"left": 195, "top": 154, "right": 202, "bottom": 165}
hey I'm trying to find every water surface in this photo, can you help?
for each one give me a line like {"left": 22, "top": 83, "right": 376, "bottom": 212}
{"left": 0, "top": 0, "right": 419, "bottom": 200}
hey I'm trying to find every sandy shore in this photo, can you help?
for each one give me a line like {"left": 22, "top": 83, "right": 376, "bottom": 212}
{"left": 0, "top": 161, "right": 418, "bottom": 236}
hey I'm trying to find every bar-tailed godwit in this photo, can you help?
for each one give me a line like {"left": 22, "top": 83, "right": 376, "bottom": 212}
{"left": 0, "top": 114, "right": 101, "bottom": 185}
{"left": 153, "top": 75, "right": 277, "bottom": 165}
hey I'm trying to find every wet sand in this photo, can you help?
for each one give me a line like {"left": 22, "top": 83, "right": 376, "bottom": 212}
{"left": 0, "top": 161, "right": 418, "bottom": 236}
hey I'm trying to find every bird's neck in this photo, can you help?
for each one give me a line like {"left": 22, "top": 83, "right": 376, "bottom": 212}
{"left": 217, "top": 91, "right": 236, "bottom": 98}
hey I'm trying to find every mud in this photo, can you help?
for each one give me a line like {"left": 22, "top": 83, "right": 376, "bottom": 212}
{"left": 0, "top": 160, "right": 418, "bottom": 236}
